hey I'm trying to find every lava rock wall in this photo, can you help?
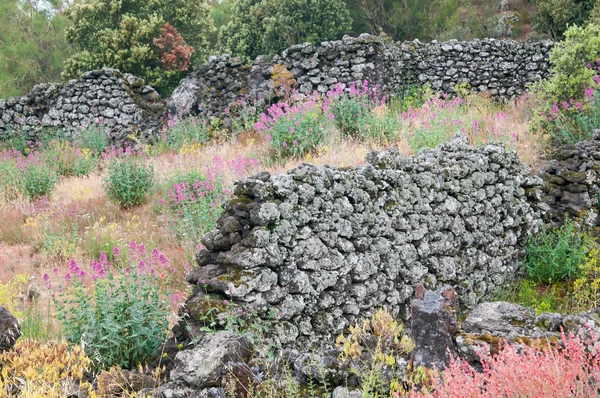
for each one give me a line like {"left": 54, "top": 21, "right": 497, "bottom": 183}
{"left": 185, "top": 135, "right": 545, "bottom": 349}
{"left": 168, "top": 34, "right": 553, "bottom": 123}
{"left": 539, "top": 131, "right": 600, "bottom": 226}
{"left": 0, "top": 69, "right": 165, "bottom": 142}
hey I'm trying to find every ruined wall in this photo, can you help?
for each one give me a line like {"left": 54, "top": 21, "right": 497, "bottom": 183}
{"left": 168, "top": 34, "right": 553, "bottom": 123}
{"left": 0, "top": 69, "right": 165, "bottom": 142}
{"left": 184, "top": 135, "right": 545, "bottom": 349}
{"left": 539, "top": 130, "right": 600, "bottom": 226}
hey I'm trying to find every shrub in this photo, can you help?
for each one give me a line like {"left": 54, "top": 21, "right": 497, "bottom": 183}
{"left": 254, "top": 94, "right": 330, "bottom": 160}
{"left": 104, "top": 157, "right": 154, "bottom": 208}
{"left": 325, "top": 81, "right": 377, "bottom": 137}
{"left": 404, "top": 96, "right": 466, "bottom": 152}
{"left": 0, "top": 150, "right": 24, "bottom": 202}
{"left": 157, "top": 115, "right": 210, "bottom": 152}
{"left": 403, "top": 329, "right": 600, "bottom": 397}
{"left": 52, "top": 244, "right": 174, "bottom": 370}
{"left": 539, "top": 87, "right": 600, "bottom": 144}
{"left": 526, "top": 218, "right": 591, "bottom": 284}
{"left": 164, "top": 171, "right": 228, "bottom": 245}
{"left": 77, "top": 122, "right": 111, "bottom": 155}
{"left": 533, "top": 23, "right": 600, "bottom": 104}
{"left": 21, "top": 155, "right": 58, "bottom": 199}
{"left": 43, "top": 140, "right": 98, "bottom": 177}
{"left": 0, "top": 341, "right": 92, "bottom": 397}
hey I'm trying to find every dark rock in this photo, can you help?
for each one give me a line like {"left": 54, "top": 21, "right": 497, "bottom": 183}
{"left": 0, "top": 306, "right": 20, "bottom": 351}
{"left": 411, "top": 285, "right": 459, "bottom": 369}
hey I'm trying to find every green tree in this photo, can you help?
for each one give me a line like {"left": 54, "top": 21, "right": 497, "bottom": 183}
{"left": 532, "top": 0, "right": 596, "bottom": 39}
{"left": 219, "top": 0, "right": 352, "bottom": 59}
{"left": 0, "top": 0, "right": 73, "bottom": 97}
{"left": 62, "top": 0, "right": 214, "bottom": 96}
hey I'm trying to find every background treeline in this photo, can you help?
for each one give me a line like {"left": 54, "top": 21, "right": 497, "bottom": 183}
{"left": 2, "top": 0, "right": 600, "bottom": 98}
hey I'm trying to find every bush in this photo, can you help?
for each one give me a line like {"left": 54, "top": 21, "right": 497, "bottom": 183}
{"left": 254, "top": 94, "right": 330, "bottom": 160}
{"left": 21, "top": 156, "right": 58, "bottom": 199}
{"left": 43, "top": 140, "right": 98, "bottom": 177}
{"left": 533, "top": 23, "right": 600, "bottom": 104}
{"left": 526, "top": 218, "right": 591, "bottom": 284}
{"left": 164, "top": 172, "right": 228, "bottom": 244}
{"left": 52, "top": 245, "right": 174, "bottom": 370}
{"left": 77, "top": 123, "right": 111, "bottom": 155}
{"left": 156, "top": 115, "right": 210, "bottom": 152}
{"left": 104, "top": 157, "right": 154, "bottom": 208}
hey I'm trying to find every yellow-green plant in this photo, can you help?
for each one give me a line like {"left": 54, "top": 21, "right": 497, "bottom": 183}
{"left": 336, "top": 308, "right": 414, "bottom": 397}
{"left": 0, "top": 273, "right": 30, "bottom": 318}
{"left": 0, "top": 341, "right": 92, "bottom": 397}
{"left": 573, "top": 248, "right": 600, "bottom": 311}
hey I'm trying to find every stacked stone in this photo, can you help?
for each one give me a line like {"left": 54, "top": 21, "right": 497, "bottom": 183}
{"left": 539, "top": 130, "right": 600, "bottom": 225}
{"left": 0, "top": 69, "right": 165, "bottom": 142}
{"left": 167, "top": 34, "right": 553, "bottom": 127}
{"left": 185, "top": 135, "right": 545, "bottom": 350}
{"left": 408, "top": 38, "right": 552, "bottom": 98}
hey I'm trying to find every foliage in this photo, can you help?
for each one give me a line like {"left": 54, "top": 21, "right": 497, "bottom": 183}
{"left": 539, "top": 83, "right": 600, "bottom": 144}
{"left": 63, "top": 0, "right": 214, "bottom": 95}
{"left": 404, "top": 329, "right": 600, "bottom": 397}
{"left": 218, "top": 0, "right": 352, "bottom": 59}
{"left": 0, "top": 150, "right": 24, "bottom": 202}
{"left": 52, "top": 245, "right": 174, "bottom": 371}
{"left": 0, "top": 273, "right": 30, "bottom": 319}
{"left": 533, "top": 23, "right": 600, "bottom": 104}
{"left": 336, "top": 308, "right": 414, "bottom": 397}
{"left": 153, "top": 23, "right": 195, "bottom": 72}
{"left": 163, "top": 171, "right": 228, "bottom": 244}
{"left": 494, "top": 278, "right": 565, "bottom": 314}
{"left": 0, "top": 0, "right": 72, "bottom": 97}
{"left": 532, "top": 0, "right": 596, "bottom": 40}
{"left": 254, "top": 94, "right": 330, "bottom": 160}
{"left": 0, "top": 341, "right": 92, "bottom": 397}
{"left": 76, "top": 123, "right": 111, "bottom": 156}
{"left": 155, "top": 116, "right": 211, "bottom": 153}
{"left": 572, "top": 248, "right": 600, "bottom": 310}
{"left": 104, "top": 157, "right": 154, "bottom": 208}
{"left": 43, "top": 140, "right": 98, "bottom": 177}
{"left": 21, "top": 156, "right": 59, "bottom": 200}
{"left": 526, "top": 218, "right": 591, "bottom": 284}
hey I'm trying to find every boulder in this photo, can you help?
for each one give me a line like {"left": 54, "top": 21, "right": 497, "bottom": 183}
{"left": 0, "top": 306, "right": 20, "bottom": 351}
{"left": 170, "top": 332, "right": 253, "bottom": 389}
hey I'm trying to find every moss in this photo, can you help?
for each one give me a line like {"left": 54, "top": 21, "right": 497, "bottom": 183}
{"left": 217, "top": 267, "right": 253, "bottom": 287}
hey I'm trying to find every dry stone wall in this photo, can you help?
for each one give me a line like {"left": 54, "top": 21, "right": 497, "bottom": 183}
{"left": 539, "top": 130, "right": 600, "bottom": 226}
{"left": 184, "top": 135, "right": 546, "bottom": 349}
{"left": 168, "top": 34, "right": 553, "bottom": 124}
{"left": 0, "top": 69, "right": 165, "bottom": 142}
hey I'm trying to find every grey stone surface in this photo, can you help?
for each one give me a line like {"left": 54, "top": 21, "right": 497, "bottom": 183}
{"left": 168, "top": 35, "right": 553, "bottom": 124}
{"left": 0, "top": 69, "right": 165, "bottom": 142}
{"left": 170, "top": 332, "right": 253, "bottom": 389}
{"left": 411, "top": 285, "right": 458, "bottom": 369}
{"left": 184, "top": 134, "right": 545, "bottom": 350}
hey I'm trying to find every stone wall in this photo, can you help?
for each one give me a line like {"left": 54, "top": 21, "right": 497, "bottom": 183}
{"left": 539, "top": 130, "right": 600, "bottom": 226}
{"left": 168, "top": 34, "right": 553, "bottom": 123}
{"left": 0, "top": 69, "right": 165, "bottom": 142}
{"left": 184, "top": 135, "right": 545, "bottom": 349}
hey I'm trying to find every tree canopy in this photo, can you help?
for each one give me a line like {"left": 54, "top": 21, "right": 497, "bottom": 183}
{"left": 0, "top": 0, "right": 72, "bottom": 97}
{"left": 62, "top": 0, "right": 214, "bottom": 95}
{"left": 218, "top": 0, "right": 352, "bottom": 59}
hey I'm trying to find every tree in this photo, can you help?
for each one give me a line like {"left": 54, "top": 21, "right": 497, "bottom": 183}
{"left": 0, "top": 0, "right": 73, "bottom": 97}
{"left": 532, "top": 0, "right": 596, "bottom": 40}
{"left": 218, "top": 0, "right": 352, "bottom": 60}
{"left": 62, "top": 0, "right": 214, "bottom": 96}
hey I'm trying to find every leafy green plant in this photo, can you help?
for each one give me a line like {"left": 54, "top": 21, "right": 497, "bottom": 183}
{"left": 52, "top": 245, "right": 174, "bottom": 371}
{"left": 104, "top": 157, "right": 154, "bottom": 208}
{"left": 155, "top": 116, "right": 210, "bottom": 152}
{"left": 43, "top": 140, "right": 98, "bottom": 177}
{"left": 254, "top": 95, "right": 330, "bottom": 160}
{"left": 21, "top": 160, "right": 58, "bottom": 199}
{"left": 533, "top": 23, "right": 600, "bottom": 104}
{"left": 526, "top": 217, "right": 591, "bottom": 284}
{"left": 77, "top": 123, "right": 111, "bottom": 155}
